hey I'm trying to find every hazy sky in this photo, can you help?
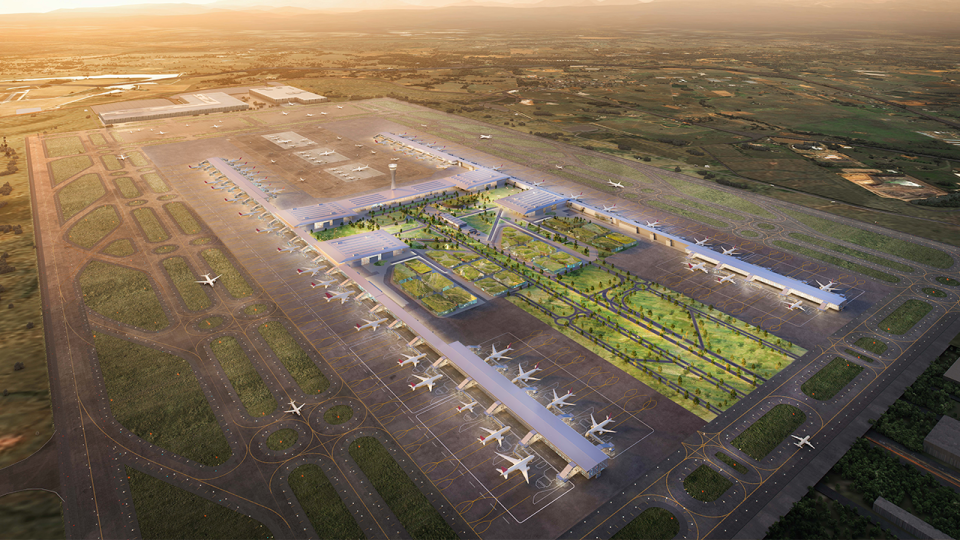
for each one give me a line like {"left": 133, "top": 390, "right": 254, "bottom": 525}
{"left": 3, "top": 0, "right": 216, "bottom": 14}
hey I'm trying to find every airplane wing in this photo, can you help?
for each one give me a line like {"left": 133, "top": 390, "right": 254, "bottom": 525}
{"left": 481, "top": 427, "right": 495, "bottom": 436}
{"left": 496, "top": 452, "right": 521, "bottom": 466}
{"left": 521, "top": 466, "right": 530, "bottom": 484}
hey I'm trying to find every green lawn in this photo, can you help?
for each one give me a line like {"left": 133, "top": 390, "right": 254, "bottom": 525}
{"left": 788, "top": 233, "right": 914, "bottom": 273}
{"left": 67, "top": 205, "right": 120, "bottom": 248}
{"left": 89, "top": 133, "right": 107, "bottom": 146}
{"left": 96, "top": 334, "right": 230, "bottom": 465}
{"left": 853, "top": 337, "right": 887, "bottom": 355}
{"left": 210, "top": 336, "right": 277, "bottom": 417}
{"left": 878, "top": 299, "right": 932, "bottom": 335}
{"left": 667, "top": 195, "right": 745, "bottom": 222}
{"left": 164, "top": 202, "right": 202, "bottom": 235}
{"left": 663, "top": 176, "right": 773, "bottom": 217}
{"left": 684, "top": 464, "right": 733, "bottom": 502}
{"left": 200, "top": 248, "right": 253, "bottom": 299}
{"left": 162, "top": 257, "right": 211, "bottom": 312}
{"left": 772, "top": 240, "right": 899, "bottom": 283}
{"left": 258, "top": 321, "right": 328, "bottom": 395}
{"left": 243, "top": 303, "right": 271, "bottom": 317}
{"left": 475, "top": 278, "right": 507, "bottom": 295}
{"left": 127, "top": 467, "right": 270, "bottom": 539}
{"left": 0, "top": 491, "right": 64, "bottom": 540}
{"left": 102, "top": 238, "right": 134, "bottom": 257}
{"left": 113, "top": 177, "right": 140, "bottom": 198}
{"left": 731, "top": 404, "right": 806, "bottom": 461}
{"left": 80, "top": 261, "right": 168, "bottom": 331}
{"left": 289, "top": 464, "right": 364, "bottom": 540}
{"left": 324, "top": 404, "right": 354, "bottom": 425}
{"left": 461, "top": 210, "right": 497, "bottom": 235}
{"left": 610, "top": 507, "right": 679, "bottom": 540}
{"left": 44, "top": 136, "right": 84, "bottom": 157}
{"left": 801, "top": 357, "right": 863, "bottom": 400}
{"left": 141, "top": 172, "right": 170, "bottom": 193}
{"left": 646, "top": 200, "right": 729, "bottom": 229}
{"left": 266, "top": 428, "right": 297, "bottom": 451}
{"left": 50, "top": 155, "right": 92, "bottom": 185}
{"left": 937, "top": 276, "right": 959, "bottom": 287}
{"left": 922, "top": 287, "right": 946, "bottom": 298}
{"left": 57, "top": 173, "right": 105, "bottom": 220}
{"left": 198, "top": 316, "right": 224, "bottom": 331}
{"left": 349, "top": 436, "right": 457, "bottom": 540}
{"left": 101, "top": 154, "right": 122, "bottom": 171}
{"left": 132, "top": 208, "right": 170, "bottom": 243}
{"left": 716, "top": 452, "right": 748, "bottom": 475}
{"left": 313, "top": 223, "right": 367, "bottom": 241}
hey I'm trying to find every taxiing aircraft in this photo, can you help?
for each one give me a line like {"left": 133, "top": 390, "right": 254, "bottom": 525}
{"left": 324, "top": 290, "right": 353, "bottom": 304}
{"left": 212, "top": 124, "right": 220, "bottom": 129}
{"left": 281, "top": 111, "right": 288, "bottom": 115}
{"left": 784, "top": 299, "right": 804, "bottom": 311}
{"left": 485, "top": 344, "right": 513, "bottom": 362}
{"left": 608, "top": 180, "right": 624, "bottom": 188}
{"left": 478, "top": 426, "right": 510, "bottom": 447}
{"left": 409, "top": 373, "right": 443, "bottom": 392}
{"left": 195, "top": 274, "right": 221, "bottom": 287}
{"left": 284, "top": 400, "right": 304, "bottom": 416}
{"left": 355, "top": 317, "right": 388, "bottom": 332}
{"left": 687, "top": 261, "right": 709, "bottom": 273}
{"left": 479, "top": 135, "right": 492, "bottom": 139}
{"left": 721, "top": 246, "right": 739, "bottom": 256}
{"left": 157, "top": 130, "right": 165, "bottom": 135}
{"left": 337, "top": 105, "right": 343, "bottom": 109}
{"left": 555, "top": 164, "right": 564, "bottom": 170}
{"left": 118, "top": 154, "right": 128, "bottom": 161}
{"left": 306, "top": 113, "right": 313, "bottom": 117}
{"left": 717, "top": 274, "right": 736, "bottom": 284}
{"left": 792, "top": 435, "right": 815, "bottom": 449}
{"left": 511, "top": 363, "right": 541, "bottom": 384}
{"left": 586, "top": 414, "right": 616, "bottom": 440}
{"left": 398, "top": 352, "right": 426, "bottom": 368}
{"left": 297, "top": 267, "right": 326, "bottom": 277}
{"left": 694, "top": 238, "right": 711, "bottom": 246}
{"left": 457, "top": 399, "right": 479, "bottom": 413}
{"left": 547, "top": 389, "right": 576, "bottom": 410}
{"left": 309, "top": 280, "right": 337, "bottom": 289}
{"left": 817, "top": 280, "right": 840, "bottom": 292}
{"left": 495, "top": 453, "right": 534, "bottom": 483}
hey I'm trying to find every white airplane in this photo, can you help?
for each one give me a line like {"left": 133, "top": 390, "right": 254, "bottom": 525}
{"left": 118, "top": 154, "right": 128, "bottom": 161}
{"left": 285, "top": 400, "right": 304, "bottom": 416}
{"left": 569, "top": 192, "right": 584, "bottom": 201}
{"left": 585, "top": 414, "right": 616, "bottom": 440}
{"left": 420, "top": 124, "right": 428, "bottom": 127}
{"left": 297, "top": 267, "right": 326, "bottom": 277}
{"left": 717, "top": 274, "right": 736, "bottom": 284}
{"left": 325, "top": 290, "right": 353, "bottom": 304}
{"left": 306, "top": 113, "right": 313, "bottom": 117}
{"left": 320, "top": 112, "right": 327, "bottom": 115}
{"left": 398, "top": 352, "right": 427, "bottom": 368}
{"left": 158, "top": 130, "right": 165, "bottom": 135}
{"left": 281, "top": 111, "right": 288, "bottom": 115}
{"left": 530, "top": 180, "right": 546, "bottom": 187}
{"left": 310, "top": 280, "right": 337, "bottom": 289}
{"left": 721, "top": 246, "right": 739, "bottom": 256}
{"left": 195, "top": 274, "right": 221, "bottom": 287}
{"left": 694, "top": 238, "right": 711, "bottom": 246}
{"left": 319, "top": 150, "right": 335, "bottom": 156}
{"left": 479, "top": 134, "right": 492, "bottom": 139}
{"left": 687, "top": 261, "right": 709, "bottom": 273}
{"left": 817, "top": 280, "right": 840, "bottom": 292}
{"left": 486, "top": 344, "right": 513, "bottom": 362}
{"left": 352, "top": 165, "right": 370, "bottom": 172}
{"left": 555, "top": 165, "right": 564, "bottom": 170}
{"left": 457, "top": 399, "right": 479, "bottom": 413}
{"left": 224, "top": 196, "right": 242, "bottom": 203}
{"left": 336, "top": 136, "right": 342, "bottom": 140}
{"left": 547, "top": 389, "right": 576, "bottom": 410}
{"left": 478, "top": 426, "right": 510, "bottom": 447}
{"left": 646, "top": 220, "right": 661, "bottom": 228}
{"left": 792, "top": 435, "right": 814, "bottom": 449}
{"left": 238, "top": 210, "right": 262, "bottom": 218}
{"left": 356, "top": 317, "right": 388, "bottom": 332}
{"left": 409, "top": 373, "right": 443, "bottom": 392}
{"left": 299, "top": 177, "right": 306, "bottom": 182}
{"left": 784, "top": 299, "right": 804, "bottom": 311}
{"left": 511, "top": 363, "right": 541, "bottom": 384}
{"left": 278, "top": 245, "right": 299, "bottom": 253}
{"left": 391, "top": 157, "right": 401, "bottom": 162}
{"left": 495, "top": 452, "right": 534, "bottom": 483}
{"left": 212, "top": 124, "right": 220, "bottom": 129}
{"left": 602, "top": 204, "right": 619, "bottom": 213}
{"left": 337, "top": 105, "right": 343, "bottom": 109}
{"left": 608, "top": 180, "right": 624, "bottom": 188}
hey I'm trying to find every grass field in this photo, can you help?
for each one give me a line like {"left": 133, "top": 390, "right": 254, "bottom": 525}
{"left": 684, "top": 464, "right": 733, "bottom": 502}
{"left": 164, "top": 202, "right": 202, "bottom": 235}
{"left": 113, "top": 176, "right": 140, "bottom": 198}
{"left": 780, "top": 208, "right": 953, "bottom": 269}
{"left": 101, "top": 154, "right": 122, "bottom": 171}
{"left": 610, "top": 507, "right": 679, "bottom": 540}
{"left": 324, "top": 404, "right": 354, "bottom": 425}
{"left": 101, "top": 238, "right": 134, "bottom": 257}
{"left": 243, "top": 303, "right": 271, "bottom": 317}
{"left": 198, "top": 316, "right": 224, "bottom": 331}
{"left": 95, "top": 333, "right": 229, "bottom": 465}
{"left": 258, "top": 321, "right": 329, "bottom": 395}
{"left": 922, "top": 287, "right": 946, "bottom": 297}
{"left": 126, "top": 151, "right": 149, "bottom": 167}
{"left": 67, "top": 205, "right": 120, "bottom": 248}
{"left": 663, "top": 176, "right": 774, "bottom": 218}
{"left": 89, "top": 133, "right": 107, "bottom": 146}
{"left": 44, "top": 136, "right": 84, "bottom": 157}
{"left": 127, "top": 467, "right": 271, "bottom": 539}
{"left": 132, "top": 208, "right": 170, "bottom": 243}
{"left": 266, "top": 428, "right": 297, "bottom": 451}
{"left": 878, "top": 299, "right": 932, "bottom": 334}
{"left": 80, "top": 261, "right": 168, "bottom": 331}
{"left": 757, "top": 223, "right": 777, "bottom": 230}
{"left": 349, "top": 436, "right": 458, "bottom": 540}
{"left": 0, "top": 490, "right": 64, "bottom": 540}
{"left": 716, "top": 452, "right": 748, "bottom": 474}
{"left": 289, "top": 464, "right": 364, "bottom": 540}
{"left": 141, "top": 172, "right": 170, "bottom": 193}
{"left": 666, "top": 195, "right": 745, "bottom": 222}
{"left": 937, "top": 276, "right": 959, "bottom": 287}
{"left": 162, "top": 257, "right": 211, "bottom": 312}
{"left": 731, "top": 404, "right": 806, "bottom": 461}
{"left": 772, "top": 240, "right": 899, "bottom": 283}
{"left": 200, "top": 248, "right": 253, "bottom": 299}
{"left": 801, "top": 357, "right": 863, "bottom": 400}
{"left": 575, "top": 154, "right": 652, "bottom": 184}
{"left": 788, "top": 233, "right": 914, "bottom": 273}
{"left": 853, "top": 337, "right": 887, "bottom": 355}
{"left": 50, "top": 155, "right": 92, "bottom": 185}
{"left": 209, "top": 336, "right": 276, "bottom": 417}
{"left": 153, "top": 245, "right": 176, "bottom": 254}
{"left": 646, "top": 200, "right": 729, "bottom": 229}
{"left": 57, "top": 173, "right": 105, "bottom": 220}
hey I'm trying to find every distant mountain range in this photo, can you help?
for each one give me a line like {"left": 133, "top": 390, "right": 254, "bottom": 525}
{"left": 7, "top": 0, "right": 957, "bottom": 33}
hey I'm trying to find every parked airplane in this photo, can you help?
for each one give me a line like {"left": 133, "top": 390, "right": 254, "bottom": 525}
{"left": 320, "top": 111, "right": 327, "bottom": 115}
{"left": 118, "top": 154, "right": 128, "bottom": 161}
{"left": 195, "top": 274, "right": 221, "bottom": 287}
{"left": 496, "top": 452, "right": 534, "bottom": 483}
{"left": 569, "top": 192, "right": 584, "bottom": 201}
{"left": 817, "top": 280, "right": 840, "bottom": 292}
{"left": 601, "top": 204, "right": 618, "bottom": 213}
{"left": 586, "top": 414, "right": 616, "bottom": 440}
{"left": 337, "top": 105, "right": 343, "bottom": 109}
{"left": 409, "top": 373, "right": 443, "bottom": 392}
{"left": 284, "top": 400, "right": 304, "bottom": 416}
{"left": 547, "top": 389, "right": 576, "bottom": 410}
{"left": 792, "top": 435, "right": 815, "bottom": 449}
{"left": 297, "top": 267, "right": 326, "bottom": 277}
{"left": 784, "top": 299, "right": 804, "bottom": 311}
{"left": 352, "top": 165, "right": 370, "bottom": 172}
{"left": 310, "top": 280, "right": 337, "bottom": 289}
{"left": 478, "top": 426, "right": 510, "bottom": 447}
{"left": 281, "top": 111, "right": 288, "bottom": 115}
{"left": 224, "top": 196, "right": 242, "bottom": 203}
{"left": 457, "top": 399, "right": 479, "bottom": 413}
{"left": 687, "top": 261, "right": 710, "bottom": 273}
{"left": 511, "top": 363, "right": 541, "bottom": 384}
{"left": 299, "top": 177, "right": 306, "bottom": 182}
{"left": 530, "top": 180, "right": 546, "bottom": 187}
{"left": 212, "top": 124, "right": 220, "bottom": 129}
{"left": 485, "top": 344, "right": 513, "bottom": 362}
{"left": 694, "top": 237, "right": 711, "bottom": 246}
{"left": 555, "top": 165, "right": 564, "bottom": 170}
{"left": 306, "top": 113, "right": 313, "bottom": 117}
{"left": 646, "top": 220, "right": 661, "bottom": 228}
{"left": 319, "top": 150, "right": 335, "bottom": 156}
{"left": 717, "top": 274, "right": 736, "bottom": 284}
{"left": 391, "top": 157, "right": 401, "bottom": 162}
{"left": 278, "top": 245, "right": 299, "bottom": 253}
{"left": 608, "top": 180, "right": 624, "bottom": 188}
{"left": 398, "top": 352, "right": 426, "bottom": 368}
{"left": 356, "top": 317, "right": 388, "bottom": 332}
{"left": 479, "top": 135, "right": 492, "bottom": 139}
{"left": 721, "top": 246, "right": 739, "bottom": 256}
{"left": 157, "top": 130, "right": 165, "bottom": 135}
{"left": 324, "top": 290, "right": 353, "bottom": 304}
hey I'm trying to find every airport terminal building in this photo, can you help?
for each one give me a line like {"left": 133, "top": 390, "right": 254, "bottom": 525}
{"left": 93, "top": 92, "right": 249, "bottom": 125}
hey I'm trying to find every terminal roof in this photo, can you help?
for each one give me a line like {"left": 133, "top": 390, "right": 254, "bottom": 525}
{"left": 316, "top": 230, "right": 408, "bottom": 265}
{"left": 497, "top": 188, "right": 570, "bottom": 216}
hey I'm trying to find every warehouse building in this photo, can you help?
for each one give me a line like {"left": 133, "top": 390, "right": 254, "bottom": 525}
{"left": 249, "top": 85, "right": 326, "bottom": 104}
{"left": 94, "top": 92, "right": 248, "bottom": 125}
